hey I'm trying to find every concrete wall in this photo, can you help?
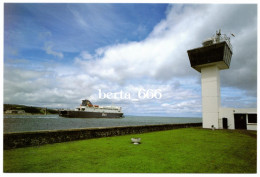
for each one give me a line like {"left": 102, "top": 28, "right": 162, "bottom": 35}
{"left": 247, "top": 124, "right": 257, "bottom": 131}
{"left": 201, "top": 65, "right": 220, "bottom": 129}
{"left": 4, "top": 123, "right": 202, "bottom": 150}
{"left": 219, "top": 107, "right": 235, "bottom": 129}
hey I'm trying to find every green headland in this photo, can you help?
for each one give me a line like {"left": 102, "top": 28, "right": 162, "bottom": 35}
{"left": 4, "top": 104, "right": 58, "bottom": 114}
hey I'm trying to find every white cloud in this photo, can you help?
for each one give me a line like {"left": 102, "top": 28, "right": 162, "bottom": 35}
{"left": 4, "top": 4, "right": 257, "bottom": 116}
{"left": 73, "top": 5, "right": 210, "bottom": 83}
{"left": 74, "top": 4, "right": 256, "bottom": 94}
{"left": 45, "top": 43, "right": 64, "bottom": 59}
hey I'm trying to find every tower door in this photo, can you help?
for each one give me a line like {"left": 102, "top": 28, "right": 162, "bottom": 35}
{"left": 222, "top": 118, "right": 228, "bottom": 129}
{"left": 234, "top": 114, "right": 247, "bottom": 129}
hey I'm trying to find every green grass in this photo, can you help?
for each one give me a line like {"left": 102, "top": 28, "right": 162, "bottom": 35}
{"left": 4, "top": 128, "right": 257, "bottom": 173}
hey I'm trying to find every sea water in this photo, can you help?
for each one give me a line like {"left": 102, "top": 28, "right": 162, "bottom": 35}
{"left": 4, "top": 114, "right": 202, "bottom": 133}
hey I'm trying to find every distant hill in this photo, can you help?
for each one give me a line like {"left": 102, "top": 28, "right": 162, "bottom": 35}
{"left": 4, "top": 104, "right": 59, "bottom": 114}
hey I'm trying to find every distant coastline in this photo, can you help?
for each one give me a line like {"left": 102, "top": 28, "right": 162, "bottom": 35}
{"left": 4, "top": 104, "right": 59, "bottom": 115}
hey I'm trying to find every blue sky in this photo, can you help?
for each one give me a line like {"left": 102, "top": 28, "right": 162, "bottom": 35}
{"left": 4, "top": 3, "right": 257, "bottom": 117}
{"left": 5, "top": 4, "right": 167, "bottom": 62}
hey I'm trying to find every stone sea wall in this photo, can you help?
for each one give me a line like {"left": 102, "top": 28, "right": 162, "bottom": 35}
{"left": 4, "top": 123, "right": 202, "bottom": 150}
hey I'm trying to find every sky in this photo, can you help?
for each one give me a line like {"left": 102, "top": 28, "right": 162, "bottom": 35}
{"left": 3, "top": 3, "right": 257, "bottom": 117}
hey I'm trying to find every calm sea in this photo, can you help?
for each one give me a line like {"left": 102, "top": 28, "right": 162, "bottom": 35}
{"left": 4, "top": 114, "right": 202, "bottom": 133}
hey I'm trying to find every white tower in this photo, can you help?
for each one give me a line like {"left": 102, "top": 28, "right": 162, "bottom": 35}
{"left": 187, "top": 30, "right": 233, "bottom": 129}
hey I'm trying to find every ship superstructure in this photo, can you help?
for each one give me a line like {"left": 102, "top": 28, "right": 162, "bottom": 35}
{"left": 59, "top": 99, "right": 123, "bottom": 118}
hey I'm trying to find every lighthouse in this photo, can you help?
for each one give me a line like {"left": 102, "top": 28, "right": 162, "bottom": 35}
{"left": 187, "top": 30, "right": 233, "bottom": 129}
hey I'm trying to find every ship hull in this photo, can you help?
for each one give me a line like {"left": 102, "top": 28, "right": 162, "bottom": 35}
{"left": 59, "top": 110, "right": 123, "bottom": 118}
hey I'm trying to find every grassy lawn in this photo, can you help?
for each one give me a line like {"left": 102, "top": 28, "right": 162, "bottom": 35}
{"left": 4, "top": 128, "right": 257, "bottom": 173}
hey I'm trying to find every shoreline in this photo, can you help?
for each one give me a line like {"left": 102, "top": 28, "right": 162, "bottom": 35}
{"left": 4, "top": 113, "right": 58, "bottom": 116}
{"left": 4, "top": 116, "right": 202, "bottom": 133}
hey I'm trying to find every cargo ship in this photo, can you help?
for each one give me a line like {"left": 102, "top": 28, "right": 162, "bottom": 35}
{"left": 59, "top": 99, "right": 124, "bottom": 118}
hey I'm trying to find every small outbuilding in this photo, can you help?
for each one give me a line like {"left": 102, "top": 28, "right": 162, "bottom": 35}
{"left": 219, "top": 108, "right": 257, "bottom": 130}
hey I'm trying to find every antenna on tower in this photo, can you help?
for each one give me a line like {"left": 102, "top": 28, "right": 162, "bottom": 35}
{"left": 216, "top": 29, "right": 221, "bottom": 43}
{"left": 216, "top": 29, "right": 221, "bottom": 36}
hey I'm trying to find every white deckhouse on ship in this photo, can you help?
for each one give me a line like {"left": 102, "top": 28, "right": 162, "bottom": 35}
{"left": 59, "top": 99, "right": 124, "bottom": 118}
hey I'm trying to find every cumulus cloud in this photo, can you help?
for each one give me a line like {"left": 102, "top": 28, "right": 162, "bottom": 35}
{"left": 220, "top": 25, "right": 257, "bottom": 97}
{"left": 4, "top": 4, "right": 257, "bottom": 116}
{"left": 75, "top": 4, "right": 257, "bottom": 95}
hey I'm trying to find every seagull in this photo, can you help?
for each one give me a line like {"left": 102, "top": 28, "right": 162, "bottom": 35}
{"left": 231, "top": 33, "right": 235, "bottom": 37}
